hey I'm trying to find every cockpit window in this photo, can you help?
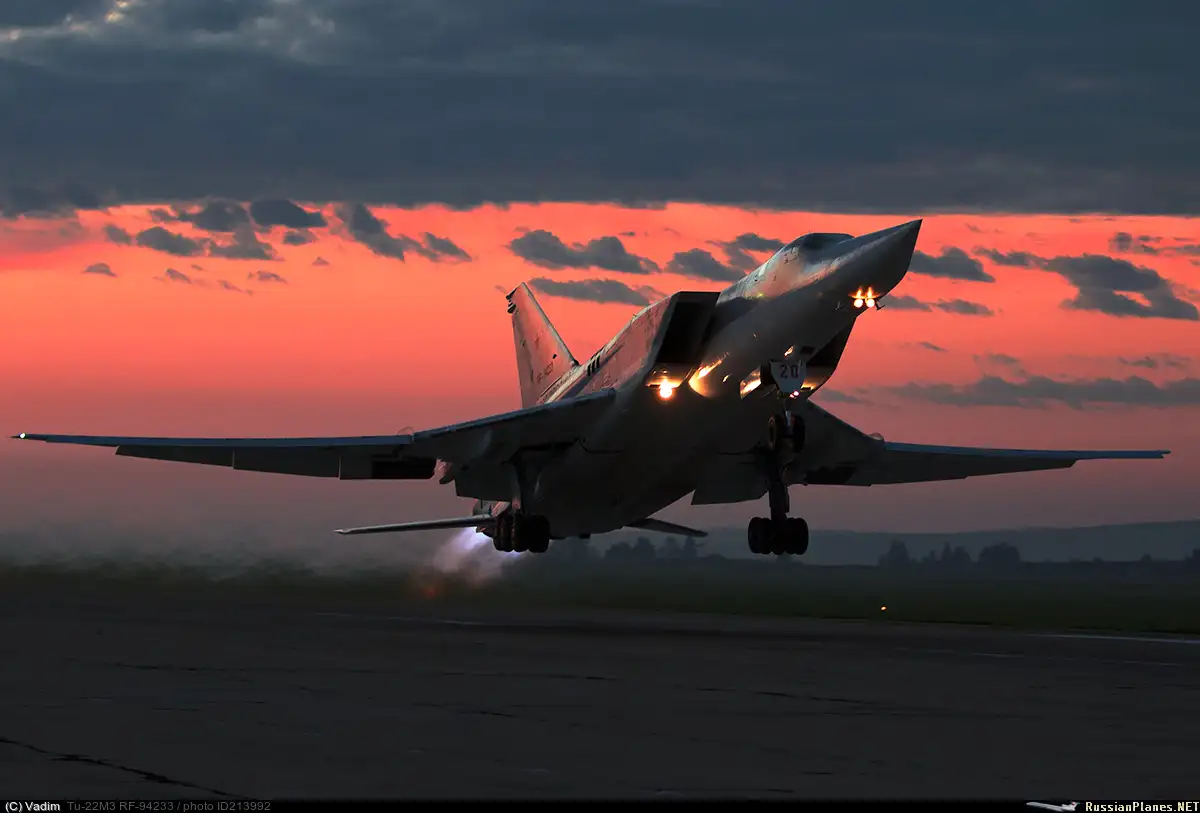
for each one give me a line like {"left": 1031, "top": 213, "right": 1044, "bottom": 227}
{"left": 785, "top": 233, "right": 854, "bottom": 253}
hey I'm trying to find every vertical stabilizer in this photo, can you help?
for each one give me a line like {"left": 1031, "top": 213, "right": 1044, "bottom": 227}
{"left": 507, "top": 283, "right": 579, "bottom": 406}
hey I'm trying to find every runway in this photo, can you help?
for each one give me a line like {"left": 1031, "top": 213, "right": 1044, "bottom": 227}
{"left": 3, "top": 586, "right": 1197, "bottom": 798}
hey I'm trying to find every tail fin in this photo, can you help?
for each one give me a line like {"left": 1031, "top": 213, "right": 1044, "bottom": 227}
{"left": 507, "top": 282, "right": 578, "bottom": 406}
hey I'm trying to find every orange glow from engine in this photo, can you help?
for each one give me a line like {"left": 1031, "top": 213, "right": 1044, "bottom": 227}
{"left": 658, "top": 383, "right": 676, "bottom": 399}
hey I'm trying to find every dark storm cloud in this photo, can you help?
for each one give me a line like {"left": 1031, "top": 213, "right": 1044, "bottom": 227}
{"left": 975, "top": 247, "right": 1041, "bottom": 267}
{"left": 530, "top": 278, "right": 661, "bottom": 306}
{"left": 104, "top": 224, "right": 132, "bottom": 245}
{"left": 716, "top": 233, "right": 785, "bottom": 271}
{"left": 335, "top": 203, "right": 470, "bottom": 262}
{"left": 2, "top": 3, "right": 1196, "bottom": 213}
{"left": 1109, "top": 232, "right": 1159, "bottom": 255}
{"left": 131, "top": 223, "right": 278, "bottom": 261}
{"left": 249, "top": 199, "right": 326, "bottom": 229}
{"left": 159, "top": 268, "right": 194, "bottom": 285}
{"left": 175, "top": 200, "right": 251, "bottom": 233}
{"left": 978, "top": 352, "right": 1023, "bottom": 367}
{"left": 136, "top": 227, "right": 205, "bottom": 257}
{"left": 813, "top": 389, "right": 870, "bottom": 405}
{"left": 881, "top": 294, "right": 993, "bottom": 315}
{"left": 282, "top": 229, "right": 315, "bottom": 245}
{"left": 82, "top": 262, "right": 115, "bottom": 277}
{"left": 909, "top": 248, "right": 994, "bottom": 283}
{"left": 1, "top": 183, "right": 103, "bottom": 218}
{"left": 1119, "top": 353, "right": 1191, "bottom": 371}
{"left": 664, "top": 249, "right": 743, "bottom": 282}
{"left": 219, "top": 279, "right": 252, "bottom": 295}
{"left": 421, "top": 233, "right": 471, "bottom": 262}
{"left": 936, "top": 298, "right": 994, "bottom": 316}
{"left": 1041, "top": 255, "right": 1198, "bottom": 321}
{"left": 888, "top": 374, "right": 1200, "bottom": 409}
{"left": 509, "top": 229, "right": 657, "bottom": 274}
{"left": 0, "top": 1, "right": 105, "bottom": 27}
{"left": 248, "top": 270, "right": 287, "bottom": 284}
{"left": 883, "top": 295, "right": 933, "bottom": 311}
{"left": 207, "top": 228, "right": 277, "bottom": 260}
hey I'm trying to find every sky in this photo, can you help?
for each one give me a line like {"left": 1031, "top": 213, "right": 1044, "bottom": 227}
{"left": 1, "top": 1, "right": 1198, "bottom": 547}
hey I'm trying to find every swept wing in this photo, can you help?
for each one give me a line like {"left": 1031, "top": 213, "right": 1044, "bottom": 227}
{"left": 692, "top": 400, "right": 1168, "bottom": 504}
{"left": 12, "top": 389, "right": 617, "bottom": 481}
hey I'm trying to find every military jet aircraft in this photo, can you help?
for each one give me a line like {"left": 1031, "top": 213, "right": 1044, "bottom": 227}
{"left": 13, "top": 220, "right": 1168, "bottom": 556}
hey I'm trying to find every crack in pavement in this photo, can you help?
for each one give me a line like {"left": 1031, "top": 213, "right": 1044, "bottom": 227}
{"left": 0, "top": 735, "right": 244, "bottom": 798}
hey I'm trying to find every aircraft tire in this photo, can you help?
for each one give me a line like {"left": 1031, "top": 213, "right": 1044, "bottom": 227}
{"left": 786, "top": 517, "right": 809, "bottom": 556}
{"left": 768, "top": 523, "right": 789, "bottom": 555}
{"left": 511, "top": 514, "right": 531, "bottom": 553}
{"left": 747, "top": 517, "right": 770, "bottom": 554}
{"left": 493, "top": 514, "right": 514, "bottom": 552}
{"left": 527, "top": 515, "right": 551, "bottom": 554}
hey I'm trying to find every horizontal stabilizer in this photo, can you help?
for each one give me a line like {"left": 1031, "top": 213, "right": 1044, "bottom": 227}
{"left": 335, "top": 514, "right": 495, "bottom": 536}
{"left": 625, "top": 517, "right": 708, "bottom": 537}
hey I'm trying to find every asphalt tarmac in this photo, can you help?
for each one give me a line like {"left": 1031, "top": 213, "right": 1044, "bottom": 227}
{"left": 2, "top": 586, "right": 1197, "bottom": 799}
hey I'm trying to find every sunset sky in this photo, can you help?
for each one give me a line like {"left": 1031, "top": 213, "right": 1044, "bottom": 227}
{"left": 3, "top": 202, "right": 1197, "bottom": 538}
{"left": 0, "top": 2, "right": 1197, "bottom": 545}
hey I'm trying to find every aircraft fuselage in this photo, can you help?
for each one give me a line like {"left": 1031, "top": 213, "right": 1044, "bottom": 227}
{"left": 516, "top": 221, "right": 923, "bottom": 538}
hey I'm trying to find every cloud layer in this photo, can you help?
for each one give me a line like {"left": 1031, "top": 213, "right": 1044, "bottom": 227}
{"left": 0, "top": 2, "right": 1196, "bottom": 213}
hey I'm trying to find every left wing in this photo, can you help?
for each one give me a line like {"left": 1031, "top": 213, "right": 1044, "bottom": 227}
{"left": 691, "top": 400, "right": 1168, "bottom": 504}
{"left": 11, "top": 389, "right": 616, "bottom": 481}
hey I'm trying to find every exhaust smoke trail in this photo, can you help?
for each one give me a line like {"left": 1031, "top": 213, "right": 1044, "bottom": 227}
{"left": 426, "top": 527, "right": 523, "bottom": 586}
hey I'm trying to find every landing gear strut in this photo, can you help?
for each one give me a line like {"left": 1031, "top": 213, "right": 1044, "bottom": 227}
{"left": 747, "top": 411, "right": 810, "bottom": 556}
{"left": 492, "top": 512, "right": 550, "bottom": 554}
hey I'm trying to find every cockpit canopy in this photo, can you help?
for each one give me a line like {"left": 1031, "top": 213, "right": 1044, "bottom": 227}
{"left": 783, "top": 232, "right": 854, "bottom": 253}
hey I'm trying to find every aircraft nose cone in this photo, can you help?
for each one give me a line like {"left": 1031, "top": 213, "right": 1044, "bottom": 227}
{"left": 835, "top": 219, "right": 922, "bottom": 300}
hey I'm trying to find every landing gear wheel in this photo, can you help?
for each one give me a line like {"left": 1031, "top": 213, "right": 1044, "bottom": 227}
{"left": 499, "top": 513, "right": 550, "bottom": 554}
{"left": 747, "top": 517, "right": 770, "bottom": 554}
{"left": 526, "top": 515, "right": 550, "bottom": 554}
{"left": 510, "top": 514, "right": 530, "bottom": 553}
{"left": 493, "top": 514, "right": 514, "bottom": 552}
{"left": 745, "top": 516, "right": 810, "bottom": 556}
{"left": 785, "top": 517, "right": 809, "bottom": 556}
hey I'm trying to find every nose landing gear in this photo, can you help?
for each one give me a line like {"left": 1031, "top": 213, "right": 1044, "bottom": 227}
{"left": 747, "top": 411, "right": 810, "bottom": 556}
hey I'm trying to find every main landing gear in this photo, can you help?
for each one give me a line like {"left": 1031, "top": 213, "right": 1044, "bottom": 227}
{"left": 747, "top": 411, "right": 810, "bottom": 556}
{"left": 492, "top": 512, "right": 550, "bottom": 554}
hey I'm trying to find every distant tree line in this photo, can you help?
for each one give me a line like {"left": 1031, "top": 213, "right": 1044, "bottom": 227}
{"left": 879, "top": 540, "right": 1200, "bottom": 571}
{"left": 544, "top": 535, "right": 1200, "bottom": 572}
{"left": 544, "top": 535, "right": 703, "bottom": 562}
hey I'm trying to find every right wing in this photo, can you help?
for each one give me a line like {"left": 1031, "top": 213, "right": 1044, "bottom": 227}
{"left": 691, "top": 399, "right": 1168, "bottom": 504}
{"left": 12, "top": 388, "right": 616, "bottom": 481}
